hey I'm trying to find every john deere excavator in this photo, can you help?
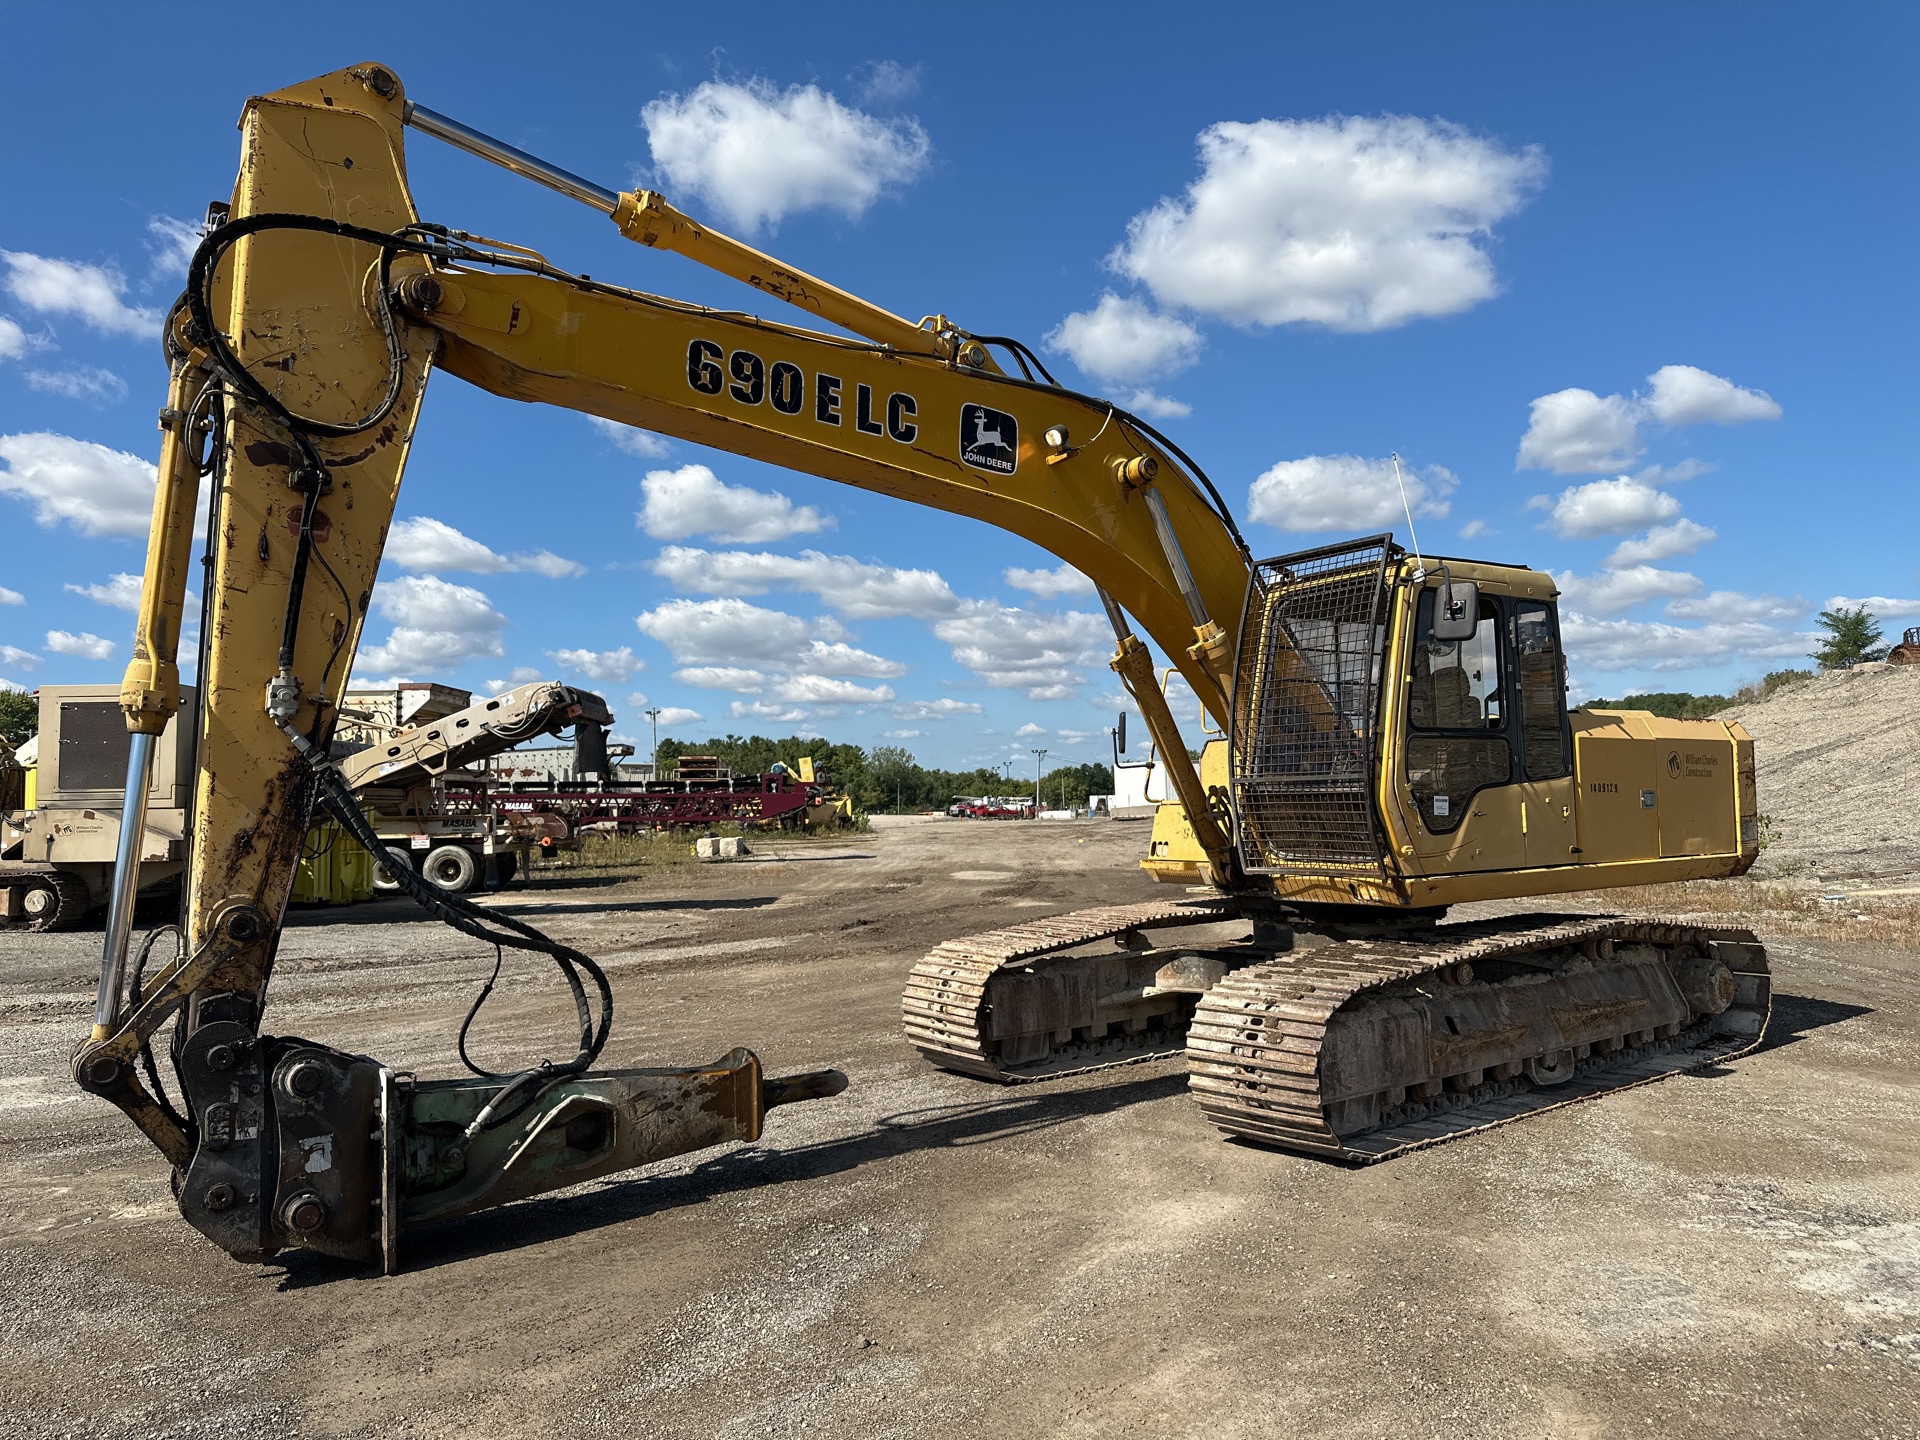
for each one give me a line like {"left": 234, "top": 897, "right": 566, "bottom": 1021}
{"left": 75, "top": 64, "right": 1769, "bottom": 1269}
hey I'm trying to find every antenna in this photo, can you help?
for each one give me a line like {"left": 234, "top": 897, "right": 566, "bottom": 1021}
{"left": 1391, "top": 452, "right": 1427, "bottom": 581}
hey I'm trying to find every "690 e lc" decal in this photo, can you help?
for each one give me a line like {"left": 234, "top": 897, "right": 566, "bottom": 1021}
{"left": 686, "top": 339, "right": 1019, "bottom": 476}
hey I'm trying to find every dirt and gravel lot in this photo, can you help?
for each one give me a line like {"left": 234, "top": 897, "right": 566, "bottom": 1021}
{"left": 2, "top": 816, "right": 1917, "bottom": 1440}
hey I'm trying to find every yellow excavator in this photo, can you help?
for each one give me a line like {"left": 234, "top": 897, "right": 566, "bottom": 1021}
{"left": 75, "top": 64, "right": 1769, "bottom": 1269}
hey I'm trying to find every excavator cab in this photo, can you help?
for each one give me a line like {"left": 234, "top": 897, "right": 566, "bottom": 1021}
{"left": 1142, "top": 535, "right": 1757, "bottom": 910}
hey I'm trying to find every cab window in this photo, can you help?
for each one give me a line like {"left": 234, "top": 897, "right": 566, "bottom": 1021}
{"left": 1406, "top": 591, "right": 1510, "bottom": 832}
{"left": 1512, "top": 603, "right": 1570, "bottom": 780}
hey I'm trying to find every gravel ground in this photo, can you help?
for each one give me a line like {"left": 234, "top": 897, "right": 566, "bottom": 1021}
{"left": 1, "top": 817, "right": 1916, "bottom": 1439}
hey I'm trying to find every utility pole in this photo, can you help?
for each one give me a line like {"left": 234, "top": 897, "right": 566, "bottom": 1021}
{"left": 643, "top": 707, "right": 662, "bottom": 780}
{"left": 1031, "top": 747, "right": 1047, "bottom": 815}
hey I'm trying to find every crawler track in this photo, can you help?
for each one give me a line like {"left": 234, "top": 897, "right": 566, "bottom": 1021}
{"left": 1187, "top": 914, "right": 1771, "bottom": 1161}
{"left": 904, "top": 904, "right": 1771, "bottom": 1162}
{"left": 901, "top": 898, "right": 1237, "bottom": 1081}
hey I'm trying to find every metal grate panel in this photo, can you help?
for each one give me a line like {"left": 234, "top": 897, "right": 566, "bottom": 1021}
{"left": 56, "top": 701, "right": 130, "bottom": 793}
{"left": 1230, "top": 535, "right": 1394, "bottom": 875}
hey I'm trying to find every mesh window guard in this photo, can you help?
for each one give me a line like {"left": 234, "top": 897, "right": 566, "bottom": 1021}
{"left": 1229, "top": 536, "right": 1395, "bottom": 875}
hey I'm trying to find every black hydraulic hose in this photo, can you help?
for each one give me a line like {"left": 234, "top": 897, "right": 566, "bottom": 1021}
{"left": 129, "top": 925, "right": 192, "bottom": 1135}
{"left": 181, "top": 215, "right": 621, "bottom": 1100}
{"left": 181, "top": 214, "right": 415, "bottom": 674}
{"left": 1117, "top": 411, "right": 1252, "bottom": 563}
{"left": 279, "top": 723, "right": 615, "bottom": 1079}
{"left": 973, "top": 335, "right": 1060, "bottom": 388}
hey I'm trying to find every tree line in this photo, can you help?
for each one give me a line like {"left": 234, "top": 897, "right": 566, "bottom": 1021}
{"left": 654, "top": 734, "right": 1114, "bottom": 814}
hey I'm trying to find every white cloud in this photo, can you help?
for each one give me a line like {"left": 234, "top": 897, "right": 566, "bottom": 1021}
{"left": 359, "top": 576, "right": 507, "bottom": 674}
{"left": 45, "top": 629, "right": 116, "bottom": 661}
{"left": 547, "top": 645, "right": 640, "bottom": 683}
{"left": 675, "top": 666, "right": 769, "bottom": 691}
{"left": 625, "top": 691, "right": 650, "bottom": 710}
{"left": 587, "top": 415, "right": 672, "bottom": 458}
{"left": 774, "top": 674, "right": 895, "bottom": 705}
{"left": 0, "top": 316, "right": 34, "bottom": 361}
{"left": 1046, "top": 293, "right": 1202, "bottom": 387}
{"left": 1604, "top": 517, "right": 1716, "bottom": 567}
{"left": 650, "top": 545, "right": 955, "bottom": 619}
{"left": 642, "top": 78, "right": 931, "bottom": 232}
{"left": 850, "top": 60, "right": 922, "bottom": 105}
{"left": 0, "top": 585, "right": 23, "bottom": 605}
{"left": 799, "top": 640, "right": 905, "bottom": 677}
{"left": 1520, "top": 367, "right": 1777, "bottom": 477}
{"left": 1121, "top": 389, "right": 1193, "bottom": 420}
{"left": 1826, "top": 595, "right": 1920, "bottom": 622}
{"left": 637, "top": 465, "right": 831, "bottom": 543}
{"left": 882, "top": 728, "right": 922, "bottom": 739}
{"left": 1665, "top": 591, "right": 1806, "bottom": 624}
{"left": 932, "top": 601, "right": 1109, "bottom": 700}
{"left": 1, "top": 644, "right": 40, "bottom": 671}
{"left": 483, "top": 667, "right": 547, "bottom": 696}
{"left": 1632, "top": 459, "right": 1713, "bottom": 486}
{"left": 145, "top": 216, "right": 202, "bottom": 278}
{"left": 1248, "top": 454, "right": 1455, "bottom": 533}
{"left": 0, "top": 251, "right": 161, "bottom": 338}
{"left": 1110, "top": 115, "right": 1545, "bottom": 333}
{"left": 1014, "top": 722, "right": 1046, "bottom": 738}
{"left": 655, "top": 706, "right": 703, "bottom": 726}
{"left": 635, "top": 597, "right": 849, "bottom": 665}
{"left": 1004, "top": 563, "right": 1095, "bottom": 600}
{"left": 0, "top": 432, "right": 158, "bottom": 536}
{"left": 1517, "top": 389, "right": 1643, "bottom": 474}
{"left": 26, "top": 366, "right": 127, "bottom": 404}
{"left": 65, "top": 573, "right": 144, "bottom": 611}
{"left": 1561, "top": 613, "right": 1815, "bottom": 673}
{"left": 385, "top": 516, "right": 584, "bottom": 578}
{"left": 1458, "top": 519, "right": 1487, "bottom": 541}
{"left": 889, "top": 698, "right": 983, "bottom": 720}
{"left": 1553, "top": 565, "right": 1701, "bottom": 616}
{"left": 1531, "top": 476, "right": 1680, "bottom": 540}
{"left": 729, "top": 700, "right": 812, "bottom": 723}
{"left": 1644, "top": 365, "right": 1780, "bottom": 426}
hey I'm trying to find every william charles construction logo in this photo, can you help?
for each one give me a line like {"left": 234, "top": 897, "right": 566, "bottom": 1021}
{"left": 959, "top": 404, "right": 1018, "bottom": 475}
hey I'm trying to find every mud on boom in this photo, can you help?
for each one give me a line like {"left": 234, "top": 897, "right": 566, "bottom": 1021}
{"left": 78, "top": 64, "right": 1768, "bottom": 1269}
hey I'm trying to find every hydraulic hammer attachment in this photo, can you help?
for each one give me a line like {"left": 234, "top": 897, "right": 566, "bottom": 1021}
{"left": 171, "top": 1031, "right": 846, "bottom": 1272}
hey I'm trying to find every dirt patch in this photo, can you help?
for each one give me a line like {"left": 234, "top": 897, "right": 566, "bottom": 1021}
{"left": 1, "top": 818, "right": 1916, "bottom": 1439}
{"left": 1719, "top": 663, "right": 1920, "bottom": 880}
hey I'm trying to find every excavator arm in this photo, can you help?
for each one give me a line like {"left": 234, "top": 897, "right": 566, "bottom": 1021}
{"left": 75, "top": 63, "right": 1251, "bottom": 1266}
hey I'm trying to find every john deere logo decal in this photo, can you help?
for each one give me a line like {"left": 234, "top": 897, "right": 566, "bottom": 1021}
{"left": 959, "top": 404, "right": 1018, "bottom": 475}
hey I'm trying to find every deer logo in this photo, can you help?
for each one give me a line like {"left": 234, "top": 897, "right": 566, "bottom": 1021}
{"left": 958, "top": 403, "right": 1018, "bottom": 475}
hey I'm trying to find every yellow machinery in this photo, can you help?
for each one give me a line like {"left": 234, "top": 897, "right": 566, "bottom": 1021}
{"left": 75, "top": 65, "right": 1768, "bottom": 1267}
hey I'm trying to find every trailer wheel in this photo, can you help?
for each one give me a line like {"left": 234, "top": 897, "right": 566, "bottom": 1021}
{"left": 422, "top": 844, "right": 478, "bottom": 894}
{"left": 370, "top": 848, "right": 414, "bottom": 895}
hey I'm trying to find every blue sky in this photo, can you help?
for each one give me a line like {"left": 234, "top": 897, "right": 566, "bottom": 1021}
{"left": 1, "top": 2, "right": 1913, "bottom": 770}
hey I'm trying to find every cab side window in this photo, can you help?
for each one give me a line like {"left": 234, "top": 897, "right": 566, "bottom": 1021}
{"left": 1512, "top": 603, "right": 1570, "bottom": 780}
{"left": 1405, "top": 591, "right": 1510, "bottom": 832}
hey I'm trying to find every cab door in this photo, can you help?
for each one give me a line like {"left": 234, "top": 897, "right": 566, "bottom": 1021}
{"left": 1400, "top": 590, "right": 1528, "bottom": 874}
{"left": 1509, "top": 601, "right": 1578, "bottom": 868}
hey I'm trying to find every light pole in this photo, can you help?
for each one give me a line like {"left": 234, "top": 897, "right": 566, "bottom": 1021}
{"left": 643, "top": 707, "right": 662, "bottom": 780}
{"left": 1031, "top": 747, "right": 1047, "bottom": 815}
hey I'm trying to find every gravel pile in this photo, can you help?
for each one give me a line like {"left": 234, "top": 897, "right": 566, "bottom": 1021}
{"left": 1718, "top": 663, "right": 1920, "bottom": 880}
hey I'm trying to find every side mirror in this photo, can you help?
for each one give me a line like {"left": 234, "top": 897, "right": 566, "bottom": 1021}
{"left": 1431, "top": 580, "right": 1479, "bottom": 642}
